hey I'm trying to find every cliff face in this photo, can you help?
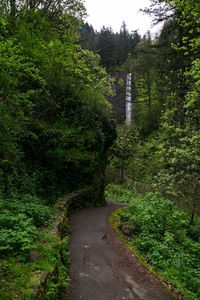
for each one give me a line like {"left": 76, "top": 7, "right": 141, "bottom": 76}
{"left": 108, "top": 72, "right": 127, "bottom": 125}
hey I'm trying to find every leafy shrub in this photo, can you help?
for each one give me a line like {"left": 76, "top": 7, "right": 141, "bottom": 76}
{"left": 105, "top": 184, "right": 135, "bottom": 203}
{"left": 0, "top": 211, "right": 36, "bottom": 261}
{"left": 115, "top": 188, "right": 200, "bottom": 300}
{"left": 0, "top": 194, "right": 51, "bottom": 260}
{"left": 20, "top": 195, "right": 51, "bottom": 227}
{"left": 0, "top": 194, "right": 51, "bottom": 227}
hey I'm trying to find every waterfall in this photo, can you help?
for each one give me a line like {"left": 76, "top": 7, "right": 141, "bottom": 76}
{"left": 125, "top": 73, "right": 132, "bottom": 124}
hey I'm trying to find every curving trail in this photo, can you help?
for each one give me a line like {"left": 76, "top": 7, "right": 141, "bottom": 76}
{"left": 63, "top": 201, "right": 174, "bottom": 300}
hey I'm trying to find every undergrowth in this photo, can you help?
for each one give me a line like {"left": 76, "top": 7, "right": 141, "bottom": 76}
{"left": 0, "top": 228, "right": 70, "bottom": 299}
{"left": 0, "top": 194, "right": 70, "bottom": 299}
{"left": 106, "top": 184, "right": 200, "bottom": 300}
{"left": 0, "top": 194, "right": 52, "bottom": 261}
{"left": 105, "top": 183, "right": 135, "bottom": 203}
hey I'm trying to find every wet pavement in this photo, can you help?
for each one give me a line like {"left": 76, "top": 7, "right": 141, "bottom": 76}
{"left": 63, "top": 201, "right": 174, "bottom": 300}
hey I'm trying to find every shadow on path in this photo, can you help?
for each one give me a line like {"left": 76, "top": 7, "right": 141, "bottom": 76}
{"left": 63, "top": 201, "right": 174, "bottom": 300}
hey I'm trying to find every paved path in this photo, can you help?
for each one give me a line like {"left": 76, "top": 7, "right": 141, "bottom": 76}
{"left": 63, "top": 201, "right": 174, "bottom": 300}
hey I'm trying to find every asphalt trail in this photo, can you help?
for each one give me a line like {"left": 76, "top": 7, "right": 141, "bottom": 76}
{"left": 63, "top": 201, "right": 174, "bottom": 300}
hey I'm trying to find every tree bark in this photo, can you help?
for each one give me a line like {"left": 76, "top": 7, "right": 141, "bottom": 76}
{"left": 120, "top": 161, "right": 124, "bottom": 184}
{"left": 10, "top": 0, "right": 16, "bottom": 17}
{"left": 147, "top": 72, "right": 151, "bottom": 115}
{"left": 189, "top": 202, "right": 196, "bottom": 226}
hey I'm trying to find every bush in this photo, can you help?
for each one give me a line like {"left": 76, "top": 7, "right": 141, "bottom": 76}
{"left": 0, "top": 211, "right": 36, "bottom": 261}
{"left": 114, "top": 188, "right": 200, "bottom": 300}
{"left": 20, "top": 195, "right": 51, "bottom": 227}
{"left": 105, "top": 184, "right": 135, "bottom": 203}
{"left": 0, "top": 194, "right": 51, "bottom": 260}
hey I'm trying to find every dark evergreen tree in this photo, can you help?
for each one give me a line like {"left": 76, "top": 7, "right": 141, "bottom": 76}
{"left": 79, "top": 22, "right": 96, "bottom": 50}
{"left": 95, "top": 26, "right": 116, "bottom": 68}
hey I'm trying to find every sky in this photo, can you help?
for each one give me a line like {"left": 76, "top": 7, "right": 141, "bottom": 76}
{"left": 84, "top": 0, "right": 162, "bottom": 37}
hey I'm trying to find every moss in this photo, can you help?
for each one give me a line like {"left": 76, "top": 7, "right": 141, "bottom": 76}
{"left": 109, "top": 208, "right": 178, "bottom": 300}
{"left": 30, "top": 277, "right": 41, "bottom": 285}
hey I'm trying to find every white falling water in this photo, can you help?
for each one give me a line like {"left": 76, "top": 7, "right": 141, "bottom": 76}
{"left": 125, "top": 73, "right": 132, "bottom": 124}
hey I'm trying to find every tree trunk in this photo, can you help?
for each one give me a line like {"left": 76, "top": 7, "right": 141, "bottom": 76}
{"left": 10, "top": 0, "right": 16, "bottom": 17}
{"left": 189, "top": 203, "right": 196, "bottom": 226}
{"left": 147, "top": 72, "right": 151, "bottom": 115}
{"left": 177, "top": 23, "right": 186, "bottom": 129}
{"left": 178, "top": 71, "right": 186, "bottom": 129}
{"left": 29, "top": 0, "right": 36, "bottom": 9}
{"left": 120, "top": 161, "right": 124, "bottom": 184}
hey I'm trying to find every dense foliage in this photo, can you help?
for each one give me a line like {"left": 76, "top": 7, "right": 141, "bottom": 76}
{"left": 0, "top": 195, "right": 51, "bottom": 261}
{"left": 0, "top": 0, "right": 118, "bottom": 298}
{"left": 106, "top": 184, "right": 200, "bottom": 300}
{"left": 1, "top": 0, "right": 200, "bottom": 298}
{"left": 106, "top": 0, "right": 200, "bottom": 219}
{"left": 0, "top": 2, "right": 116, "bottom": 295}
{"left": 100, "top": 1, "right": 200, "bottom": 299}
